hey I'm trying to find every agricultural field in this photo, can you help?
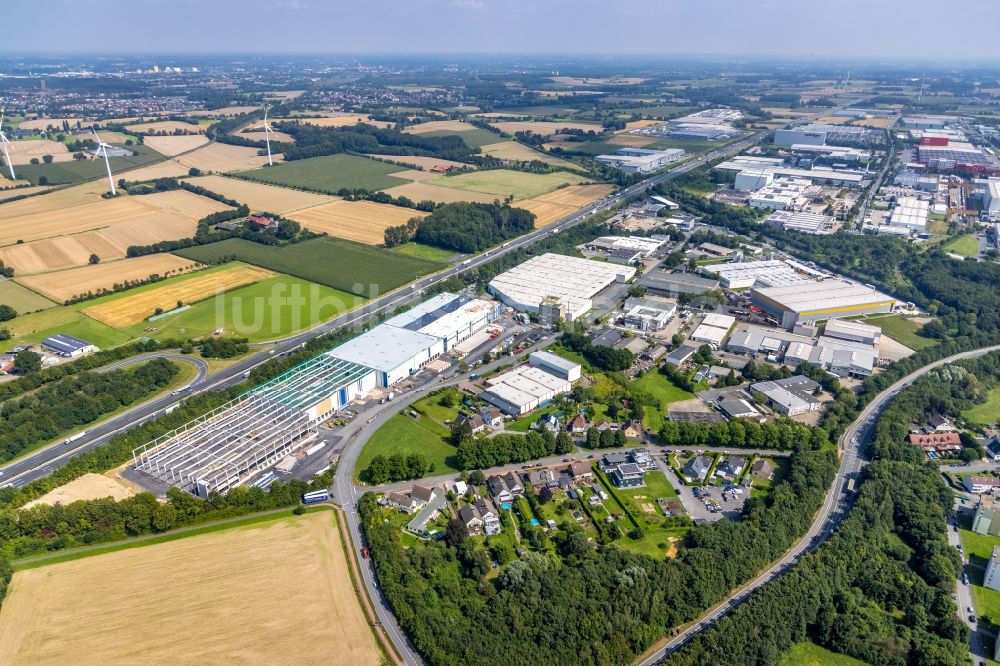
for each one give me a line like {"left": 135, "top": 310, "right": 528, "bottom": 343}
{"left": 141, "top": 134, "right": 209, "bottom": 157}
{"left": 125, "top": 120, "right": 206, "bottom": 134}
{"left": 513, "top": 183, "right": 617, "bottom": 228}
{"left": 176, "top": 236, "right": 444, "bottom": 296}
{"left": 382, "top": 181, "right": 500, "bottom": 204}
{"left": 403, "top": 119, "right": 479, "bottom": 134}
{"left": 135, "top": 275, "right": 365, "bottom": 343}
{"left": 489, "top": 120, "right": 604, "bottom": 136}
{"left": 83, "top": 263, "right": 274, "bottom": 328}
{"left": 13, "top": 145, "right": 166, "bottom": 186}
{"left": 4, "top": 139, "right": 74, "bottom": 164}
{"left": 427, "top": 168, "right": 590, "bottom": 200}
{"left": 1, "top": 307, "right": 130, "bottom": 353}
{"left": 174, "top": 142, "right": 276, "bottom": 173}
{"left": 117, "top": 159, "right": 192, "bottom": 182}
{"left": 14, "top": 117, "right": 83, "bottom": 131}
{"left": 285, "top": 114, "right": 392, "bottom": 129}
{"left": 422, "top": 127, "right": 502, "bottom": 148}
{"left": 186, "top": 105, "right": 259, "bottom": 117}
{"left": 186, "top": 174, "right": 337, "bottom": 214}
{"left": 24, "top": 473, "right": 137, "bottom": 508}
{"left": 17, "top": 254, "right": 201, "bottom": 302}
{"left": 0, "top": 184, "right": 49, "bottom": 197}
{"left": 237, "top": 154, "right": 410, "bottom": 193}
{"left": 288, "top": 200, "right": 426, "bottom": 245}
{"left": 478, "top": 140, "right": 584, "bottom": 170}
{"left": 0, "top": 279, "right": 55, "bottom": 312}
{"left": 607, "top": 133, "right": 661, "bottom": 148}
{"left": 963, "top": 387, "right": 1000, "bottom": 425}
{"left": 233, "top": 127, "right": 296, "bottom": 144}
{"left": 0, "top": 511, "right": 383, "bottom": 666}
{"left": 391, "top": 243, "right": 455, "bottom": 261}
{"left": 369, "top": 154, "right": 471, "bottom": 170}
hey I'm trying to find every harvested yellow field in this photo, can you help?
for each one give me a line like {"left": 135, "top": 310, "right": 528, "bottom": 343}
{"left": 289, "top": 200, "right": 426, "bottom": 245}
{"left": 516, "top": 199, "right": 576, "bottom": 227}
{"left": 186, "top": 174, "right": 336, "bottom": 214}
{"left": 83, "top": 264, "right": 275, "bottom": 327}
{"left": 0, "top": 511, "right": 382, "bottom": 666}
{"left": 15, "top": 117, "right": 82, "bottom": 131}
{"left": 19, "top": 254, "right": 201, "bottom": 302}
{"left": 0, "top": 217, "right": 200, "bottom": 275}
{"left": 489, "top": 120, "right": 604, "bottom": 136}
{"left": 126, "top": 120, "right": 206, "bottom": 134}
{"left": 0, "top": 196, "right": 176, "bottom": 246}
{"left": 403, "top": 119, "right": 477, "bottom": 134}
{"left": 0, "top": 182, "right": 107, "bottom": 223}
{"left": 175, "top": 142, "right": 278, "bottom": 172}
{"left": 23, "top": 473, "right": 137, "bottom": 509}
{"left": 392, "top": 169, "right": 434, "bottom": 181}
{"left": 551, "top": 75, "right": 645, "bottom": 85}
{"left": 4, "top": 139, "right": 73, "bottom": 164}
{"left": 233, "top": 127, "right": 296, "bottom": 143}
{"left": 288, "top": 114, "right": 391, "bottom": 128}
{"left": 0, "top": 185, "right": 49, "bottom": 200}
{"left": 370, "top": 154, "right": 471, "bottom": 170}
{"left": 118, "top": 159, "right": 191, "bottom": 182}
{"left": 625, "top": 119, "right": 664, "bottom": 130}
{"left": 142, "top": 134, "right": 209, "bottom": 157}
{"left": 382, "top": 181, "right": 501, "bottom": 205}
{"left": 139, "top": 189, "right": 234, "bottom": 220}
{"left": 817, "top": 116, "right": 852, "bottom": 125}
{"left": 532, "top": 183, "right": 615, "bottom": 208}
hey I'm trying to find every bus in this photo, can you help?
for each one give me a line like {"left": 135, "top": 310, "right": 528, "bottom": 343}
{"left": 302, "top": 489, "right": 330, "bottom": 505}
{"left": 461, "top": 259, "right": 472, "bottom": 266}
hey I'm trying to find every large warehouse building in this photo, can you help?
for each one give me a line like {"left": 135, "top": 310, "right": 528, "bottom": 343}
{"left": 751, "top": 280, "right": 896, "bottom": 328}
{"left": 489, "top": 253, "right": 633, "bottom": 323}
{"left": 329, "top": 326, "right": 444, "bottom": 388}
{"left": 702, "top": 259, "right": 812, "bottom": 289}
{"left": 382, "top": 292, "right": 500, "bottom": 351}
{"left": 480, "top": 363, "right": 577, "bottom": 415}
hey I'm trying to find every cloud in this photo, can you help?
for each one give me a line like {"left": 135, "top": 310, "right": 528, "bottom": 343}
{"left": 452, "top": 0, "right": 485, "bottom": 9}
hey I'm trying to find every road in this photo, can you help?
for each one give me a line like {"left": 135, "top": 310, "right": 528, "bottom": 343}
{"left": 635, "top": 344, "right": 1000, "bottom": 665}
{"left": 948, "top": 502, "right": 986, "bottom": 664}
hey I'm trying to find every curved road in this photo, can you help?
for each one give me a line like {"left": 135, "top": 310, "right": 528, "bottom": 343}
{"left": 636, "top": 344, "right": 1000, "bottom": 665}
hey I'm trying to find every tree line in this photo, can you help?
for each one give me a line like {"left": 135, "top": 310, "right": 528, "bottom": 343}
{"left": 365, "top": 453, "right": 430, "bottom": 485}
{"left": 272, "top": 122, "right": 477, "bottom": 163}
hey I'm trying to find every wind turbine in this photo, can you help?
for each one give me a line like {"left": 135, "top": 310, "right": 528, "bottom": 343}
{"left": 255, "top": 105, "right": 275, "bottom": 166}
{"left": 91, "top": 127, "right": 117, "bottom": 195}
{"left": 0, "top": 111, "right": 15, "bottom": 181}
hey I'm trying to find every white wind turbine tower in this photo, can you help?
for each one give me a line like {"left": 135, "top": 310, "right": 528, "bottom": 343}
{"left": 255, "top": 105, "right": 275, "bottom": 166}
{"left": 91, "top": 127, "right": 117, "bottom": 195}
{"left": 0, "top": 111, "right": 15, "bottom": 181}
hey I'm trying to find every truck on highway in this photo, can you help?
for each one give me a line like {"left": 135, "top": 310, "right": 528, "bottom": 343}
{"left": 302, "top": 489, "right": 330, "bottom": 505}
{"left": 64, "top": 431, "right": 86, "bottom": 445}
{"left": 171, "top": 385, "right": 191, "bottom": 396}
{"left": 461, "top": 259, "right": 472, "bottom": 265}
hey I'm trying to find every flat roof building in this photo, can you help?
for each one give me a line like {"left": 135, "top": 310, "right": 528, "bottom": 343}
{"left": 751, "top": 280, "right": 895, "bottom": 328}
{"left": 824, "top": 318, "right": 881, "bottom": 345}
{"left": 889, "top": 196, "right": 930, "bottom": 233}
{"left": 529, "top": 351, "right": 582, "bottom": 382}
{"left": 691, "top": 324, "right": 729, "bottom": 347}
{"left": 41, "top": 333, "right": 97, "bottom": 358}
{"left": 636, "top": 271, "right": 719, "bottom": 297}
{"left": 764, "top": 210, "right": 835, "bottom": 235}
{"left": 480, "top": 365, "right": 573, "bottom": 415}
{"left": 750, "top": 376, "right": 821, "bottom": 416}
{"left": 748, "top": 177, "right": 815, "bottom": 211}
{"left": 383, "top": 292, "right": 500, "bottom": 351}
{"left": 622, "top": 298, "right": 676, "bottom": 332}
{"left": 702, "top": 259, "right": 812, "bottom": 289}
{"left": 595, "top": 148, "right": 685, "bottom": 173}
{"left": 329, "top": 325, "right": 444, "bottom": 388}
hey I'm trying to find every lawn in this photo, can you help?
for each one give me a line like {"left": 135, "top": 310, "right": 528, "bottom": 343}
{"left": 859, "top": 314, "right": 937, "bottom": 351}
{"left": 14, "top": 145, "right": 166, "bottom": 186}
{"left": 411, "top": 388, "right": 463, "bottom": 424}
{"left": 421, "top": 128, "right": 501, "bottom": 148}
{"left": 778, "top": 642, "right": 868, "bottom": 666}
{"left": 943, "top": 234, "right": 980, "bottom": 258}
{"left": 1, "top": 307, "right": 130, "bottom": 353}
{"left": 633, "top": 370, "right": 695, "bottom": 430}
{"left": 964, "top": 387, "right": 1000, "bottom": 426}
{"left": 176, "top": 237, "right": 444, "bottom": 296}
{"left": 959, "top": 516, "right": 1000, "bottom": 628}
{"left": 237, "top": 154, "right": 411, "bottom": 194}
{"left": 354, "top": 413, "right": 459, "bottom": 482}
{"left": 0, "top": 280, "right": 56, "bottom": 313}
{"left": 649, "top": 137, "right": 721, "bottom": 153}
{"left": 125, "top": 275, "right": 365, "bottom": 343}
{"left": 427, "top": 169, "right": 589, "bottom": 200}
{"left": 391, "top": 242, "right": 456, "bottom": 261}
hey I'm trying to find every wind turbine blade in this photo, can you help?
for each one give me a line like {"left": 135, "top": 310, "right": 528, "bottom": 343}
{"left": 0, "top": 111, "right": 4, "bottom": 133}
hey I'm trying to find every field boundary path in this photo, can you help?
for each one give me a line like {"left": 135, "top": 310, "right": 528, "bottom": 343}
{"left": 634, "top": 344, "right": 1000, "bottom": 665}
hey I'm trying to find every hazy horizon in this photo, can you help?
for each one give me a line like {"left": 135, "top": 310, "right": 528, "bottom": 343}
{"left": 4, "top": 0, "right": 999, "bottom": 61}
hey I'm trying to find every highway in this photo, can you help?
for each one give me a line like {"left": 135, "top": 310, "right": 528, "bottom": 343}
{"left": 635, "top": 344, "right": 1000, "bottom": 666}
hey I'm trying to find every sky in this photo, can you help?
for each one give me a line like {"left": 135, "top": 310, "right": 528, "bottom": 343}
{"left": 4, "top": 0, "right": 1000, "bottom": 61}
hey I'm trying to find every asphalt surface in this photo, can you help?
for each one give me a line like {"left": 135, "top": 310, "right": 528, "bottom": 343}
{"left": 948, "top": 503, "right": 985, "bottom": 664}
{"left": 636, "top": 344, "right": 1000, "bottom": 665}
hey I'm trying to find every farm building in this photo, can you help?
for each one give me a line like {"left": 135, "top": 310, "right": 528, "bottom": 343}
{"left": 383, "top": 292, "right": 500, "bottom": 351}
{"left": 480, "top": 364, "right": 574, "bottom": 416}
{"left": 489, "top": 253, "right": 633, "bottom": 322}
{"left": 41, "top": 333, "right": 98, "bottom": 358}
{"left": 329, "top": 325, "right": 444, "bottom": 388}
{"left": 133, "top": 353, "right": 377, "bottom": 497}
{"left": 750, "top": 280, "right": 895, "bottom": 328}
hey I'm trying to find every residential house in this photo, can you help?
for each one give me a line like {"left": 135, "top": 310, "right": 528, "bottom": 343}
{"left": 972, "top": 496, "right": 1000, "bottom": 537}
{"left": 590, "top": 483, "right": 608, "bottom": 500}
{"left": 568, "top": 460, "right": 594, "bottom": 482}
{"left": 385, "top": 491, "right": 421, "bottom": 514}
{"left": 455, "top": 413, "right": 487, "bottom": 434}
{"left": 751, "top": 458, "right": 776, "bottom": 480}
{"left": 630, "top": 448, "right": 657, "bottom": 471}
{"left": 537, "top": 413, "right": 561, "bottom": 432}
{"left": 594, "top": 419, "right": 613, "bottom": 432}
{"left": 247, "top": 212, "right": 277, "bottom": 228}
{"left": 610, "top": 462, "right": 645, "bottom": 488}
{"left": 502, "top": 471, "right": 524, "bottom": 496}
{"left": 622, "top": 420, "right": 644, "bottom": 441}
{"left": 525, "top": 468, "right": 556, "bottom": 488}
{"left": 569, "top": 414, "right": 589, "bottom": 434}
{"left": 406, "top": 487, "right": 448, "bottom": 535}
{"left": 929, "top": 414, "right": 956, "bottom": 432}
{"left": 683, "top": 455, "right": 713, "bottom": 481}
{"left": 475, "top": 498, "right": 501, "bottom": 535}
{"left": 599, "top": 452, "right": 630, "bottom": 473}
{"left": 964, "top": 476, "right": 1000, "bottom": 494}
{"left": 410, "top": 485, "right": 436, "bottom": 504}
{"left": 487, "top": 475, "right": 514, "bottom": 504}
{"left": 479, "top": 407, "right": 504, "bottom": 428}
{"left": 458, "top": 503, "right": 484, "bottom": 534}
{"left": 908, "top": 431, "right": 962, "bottom": 457}
{"left": 716, "top": 456, "right": 747, "bottom": 479}
{"left": 988, "top": 438, "right": 1000, "bottom": 461}
{"left": 453, "top": 481, "right": 469, "bottom": 496}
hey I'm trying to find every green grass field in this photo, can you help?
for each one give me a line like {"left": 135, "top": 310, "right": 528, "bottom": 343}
{"left": 959, "top": 517, "right": 1000, "bottom": 631}
{"left": 649, "top": 137, "right": 721, "bottom": 153}
{"left": 391, "top": 242, "right": 455, "bottom": 261}
{"left": 633, "top": 370, "right": 695, "bottom": 430}
{"left": 421, "top": 127, "right": 502, "bottom": 148}
{"left": 1, "top": 307, "right": 130, "bottom": 353}
{"left": 778, "top": 642, "right": 868, "bottom": 666}
{"left": 428, "top": 169, "right": 588, "bottom": 200}
{"left": 14, "top": 145, "right": 166, "bottom": 186}
{"left": 943, "top": 234, "right": 980, "bottom": 258}
{"left": 0, "top": 280, "right": 56, "bottom": 313}
{"left": 964, "top": 387, "right": 1000, "bottom": 426}
{"left": 127, "top": 275, "right": 365, "bottom": 343}
{"left": 355, "top": 413, "right": 459, "bottom": 482}
{"left": 176, "top": 237, "right": 443, "bottom": 296}
{"left": 237, "top": 154, "right": 410, "bottom": 193}
{"left": 859, "top": 314, "right": 937, "bottom": 351}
